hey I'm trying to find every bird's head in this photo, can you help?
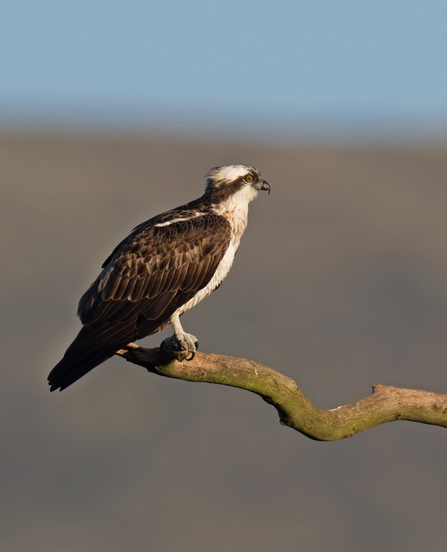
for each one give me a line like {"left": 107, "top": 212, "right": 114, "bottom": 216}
{"left": 204, "top": 165, "right": 270, "bottom": 204}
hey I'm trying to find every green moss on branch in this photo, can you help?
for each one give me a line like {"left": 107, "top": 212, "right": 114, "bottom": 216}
{"left": 116, "top": 346, "right": 447, "bottom": 441}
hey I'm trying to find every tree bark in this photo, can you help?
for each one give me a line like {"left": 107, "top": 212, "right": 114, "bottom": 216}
{"left": 116, "top": 345, "right": 447, "bottom": 441}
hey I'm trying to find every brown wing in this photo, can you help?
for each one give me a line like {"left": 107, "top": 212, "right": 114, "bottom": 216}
{"left": 79, "top": 214, "right": 231, "bottom": 328}
{"left": 48, "top": 214, "right": 231, "bottom": 391}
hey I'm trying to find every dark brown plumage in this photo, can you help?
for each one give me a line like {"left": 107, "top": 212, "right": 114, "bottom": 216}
{"left": 49, "top": 165, "right": 270, "bottom": 391}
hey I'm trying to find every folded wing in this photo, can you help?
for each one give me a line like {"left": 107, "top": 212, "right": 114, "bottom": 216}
{"left": 48, "top": 214, "right": 231, "bottom": 391}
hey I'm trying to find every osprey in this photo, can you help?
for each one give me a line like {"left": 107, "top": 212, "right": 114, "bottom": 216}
{"left": 48, "top": 165, "right": 270, "bottom": 391}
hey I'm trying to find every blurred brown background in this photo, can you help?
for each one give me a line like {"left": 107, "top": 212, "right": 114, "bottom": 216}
{"left": 1, "top": 131, "right": 447, "bottom": 551}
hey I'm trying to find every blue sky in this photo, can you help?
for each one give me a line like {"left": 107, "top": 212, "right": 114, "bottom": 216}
{"left": 1, "top": 1, "right": 447, "bottom": 136}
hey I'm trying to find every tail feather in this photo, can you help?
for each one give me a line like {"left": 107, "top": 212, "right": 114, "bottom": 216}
{"left": 48, "top": 322, "right": 137, "bottom": 391}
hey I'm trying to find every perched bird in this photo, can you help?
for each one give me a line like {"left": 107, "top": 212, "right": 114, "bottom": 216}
{"left": 48, "top": 165, "right": 270, "bottom": 391}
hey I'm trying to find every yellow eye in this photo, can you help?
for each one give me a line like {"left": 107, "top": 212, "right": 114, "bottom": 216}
{"left": 245, "top": 174, "right": 253, "bottom": 182}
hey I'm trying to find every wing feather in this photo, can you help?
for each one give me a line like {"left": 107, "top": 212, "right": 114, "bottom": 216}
{"left": 131, "top": 275, "right": 149, "bottom": 302}
{"left": 78, "top": 214, "right": 231, "bottom": 330}
{"left": 192, "top": 254, "right": 211, "bottom": 289}
{"left": 182, "top": 260, "right": 200, "bottom": 291}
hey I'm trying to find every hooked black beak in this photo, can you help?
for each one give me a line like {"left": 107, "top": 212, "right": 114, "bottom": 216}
{"left": 254, "top": 180, "right": 271, "bottom": 195}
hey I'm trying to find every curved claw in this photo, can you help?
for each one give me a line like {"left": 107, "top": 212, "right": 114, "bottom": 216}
{"left": 186, "top": 351, "right": 196, "bottom": 361}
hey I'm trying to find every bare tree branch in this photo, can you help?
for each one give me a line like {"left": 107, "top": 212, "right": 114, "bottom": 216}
{"left": 116, "top": 345, "right": 447, "bottom": 441}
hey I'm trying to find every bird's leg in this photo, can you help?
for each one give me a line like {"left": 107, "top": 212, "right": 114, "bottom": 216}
{"left": 161, "top": 313, "right": 198, "bottom": 360}
{"left": 170, "top": 313, "right": 199, "bottom": 353}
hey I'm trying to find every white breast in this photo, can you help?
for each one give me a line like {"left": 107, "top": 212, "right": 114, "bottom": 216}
{"left": 172, "top": 183, "right": 257, "bottom": 319}
{"left": 174, "top": 238, "right": 240, "bottom": 317}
